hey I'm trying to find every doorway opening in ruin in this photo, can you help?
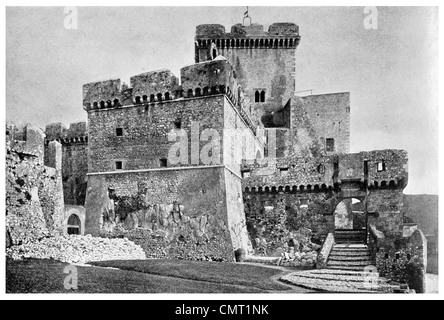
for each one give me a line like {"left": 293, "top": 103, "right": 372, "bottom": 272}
{"left": 334, "top": 198, "right": 366, "bottom": 230}
{"left": 67, "top": 214, "right": 81, "bottom": 235}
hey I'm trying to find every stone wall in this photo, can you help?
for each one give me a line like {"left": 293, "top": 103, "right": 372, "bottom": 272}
{"left": 130, "top": 69, "right": 179, "bottom": 99}
{"left": 87, "top": 95, "right": 226, "bottom": 172}
{"left": 241, "top": 150, "right": 408, "bottom": 191}
{"left": 241, "top": 149, "right": 408, "bottom": 257}
{"left": 45, "top": 122, "right": 88, "bottom": 205}
{"left": 195, "top": 22, "right": 300, "bottom": 116}
{"left": 376, "top": 229, "right": 427, "bottom": 293}
{"left": 84, "top": 167, "right": 248, "bottom": 262}
{"left": 301, "top": 93, "right": 350, "bottom": 154}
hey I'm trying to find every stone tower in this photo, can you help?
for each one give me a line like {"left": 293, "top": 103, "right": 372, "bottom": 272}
{"left": 195, "top": 22, "right": 301, "bottom": 117}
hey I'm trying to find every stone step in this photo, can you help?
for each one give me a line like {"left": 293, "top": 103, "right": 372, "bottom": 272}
{"left": 331, "top": 246, "right": 369, "bottom": 252}
{"left": 329, "top": 255, "right": 373, "bottom": 261}
{"left": 327, "top": 261, "right": 374, "bottom": 268}
{"left": 291, "top": 272, "right": 388, "bottom": 284}
{"left": 335, "top": 232, "right": 367, "bottom": 237}
{"left": 330, "top": 251, "right": 372, "bottom": 257}
{"left": 327, "top": 265, "right": 369, "bottom": 272}
{"left": 335, "top": 240, "right": 367, "bottom": 245}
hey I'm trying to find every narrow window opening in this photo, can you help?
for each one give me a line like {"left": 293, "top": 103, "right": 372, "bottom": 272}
{"left": 260, "top": 90, "right": 266, "bottom": 102}
{"left": 173, "top": 121, "right": 182, "bottom": 130}
{"left": 377, "top": 162, "right": 387, "bottom": 172}
{"left": 326, "top": 138, "right": 335, "bottom": 152}
{"left": 115, "top": 161, "right": 123, "bottom": 170}
{"left": 255, "top": 91, "right": 260, "bottom": 103}
{"left": 116, "top": 128, "right": 123, "bottom": 137}
{"left": 160, "top": 158, "right": 168, "bottom": 168}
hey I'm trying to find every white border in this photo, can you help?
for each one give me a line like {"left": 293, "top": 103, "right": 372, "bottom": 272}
{"left": 1, "top": 1, "right": 443, "bottom": 301}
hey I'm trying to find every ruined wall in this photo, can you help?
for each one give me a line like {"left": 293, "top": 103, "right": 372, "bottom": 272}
{"left": 195, "top": 23, "right": 300, "bottom": 116}
{"left": 6, "top": 123, "right": 65, "bottom": 245}
{"left": 45, "top": 122, "right": 88, "bottom": 205}
{"left": 301, "top": 93, "right": 350, "bottom": 154}
{"left": 84, "top": 167, "right": 246, "bottom": 261}
{"left": 376, "top": 229, "right": 428, "bottom": 293}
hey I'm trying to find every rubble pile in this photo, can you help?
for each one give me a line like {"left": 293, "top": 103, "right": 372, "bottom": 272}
{"left": 7, "top": 234, "right": 146, "bottom": 264}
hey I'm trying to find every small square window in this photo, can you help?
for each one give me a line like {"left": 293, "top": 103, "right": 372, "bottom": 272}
{"left": 160, "top": 158, "right": 168, "bottom": 168}
{"left": 115, "top": 161, "right": 123, "bottom": 170}
{"left": 116, "top": 128, "right": 123, "bottom": 136}
{"left": 377, "top": 162, "right": 386, "bottom": 172}
{"left": 326, "top": 138, "right": 335, "bottom": 152}
{"left": 173, "top": 121, "right": 182, "bottom": 130}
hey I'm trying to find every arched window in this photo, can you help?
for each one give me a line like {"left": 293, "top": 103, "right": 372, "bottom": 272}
{"left": 164, "top": 92, "right": 170, "bottom": 100}
{"left": 203, "top": 87, "right": 209, "bottom": 95}
{"left": 100, "top": 101, "right": 106, "bottom": 108}
{"left": 255, "top": 91, "right": 260, "bottom": 103}
{"left": 195, "top": 88, "right": 201, "bottom": 97}
{"left": 142, "top": 95, "right": 148, "bottom": 102}
{"left": 157, "top": 93, "right": 163, "bottom": 102}
{"left": 260, "top": 90, "right": 266, "bottom": 102}
{"left": 150, "top": 94, "right": 155, "bottom": 102}
{"left": 187, "top": 89, "right": 194, "bottom": 98}
{"left": 67, "top": 214, "right": 81, "bottom": 235}
{"left": 93, "top": 101, "right": 98, "bottom": 108}
{"left": 113, "top": 99, "right": 120, "bottom": 107}
{"left": 135, "top": 96, "right": 141, "bottom": 104}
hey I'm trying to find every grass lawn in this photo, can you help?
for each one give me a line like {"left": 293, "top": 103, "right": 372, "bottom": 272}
{"left": 6, "top": 258, "right": 300, "bottom": 294}
{"left": 91, "top": 259, "right": 291, "bottom": 292}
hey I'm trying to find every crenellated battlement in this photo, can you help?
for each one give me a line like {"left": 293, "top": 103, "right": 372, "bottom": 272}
{"left": 241, "top": 149, "right": 408, "bottom": 192}
{"left": 82, "top": 59, "right": 260, "bottom": 135}
{"left": 195, "top": 22, "right": 300, "bottom": 50}
{"left": 45, "top": 122, "right": 88, "bottom": 145}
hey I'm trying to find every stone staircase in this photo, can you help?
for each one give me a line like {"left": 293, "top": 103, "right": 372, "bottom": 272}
{"left": 327, "top": 229, "right": 374, "bottom": 272}
{"left": 334, "top": 229, "right": 367, "bottom": 244}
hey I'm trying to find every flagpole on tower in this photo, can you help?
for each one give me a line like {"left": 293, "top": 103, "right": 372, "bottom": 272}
{"left": 243, "top": 6, "right": 252, "bottom": 26}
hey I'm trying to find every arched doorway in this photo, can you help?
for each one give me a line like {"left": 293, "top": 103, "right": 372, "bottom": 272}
{"left": 334, "top": 198, "right": 367, "bottom": 245}
{"left": 67, "top": 214, "right": 81, "bottom": 235}
{"left": 334, "top": 198, "right": 365, "bottom": 230}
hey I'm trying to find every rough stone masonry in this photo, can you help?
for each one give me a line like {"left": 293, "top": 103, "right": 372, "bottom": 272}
{"left": 32, "top": 17, "right": 427, "bottom": 291}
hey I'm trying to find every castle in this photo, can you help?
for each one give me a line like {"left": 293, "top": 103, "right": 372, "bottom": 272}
{"left": 36, "top": 19, "right": 425, "bottom": 283}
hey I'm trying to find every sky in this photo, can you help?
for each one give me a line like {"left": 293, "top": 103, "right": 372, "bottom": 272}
{"left": 5, "top": 6, "right": 439, "bottom": 195}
